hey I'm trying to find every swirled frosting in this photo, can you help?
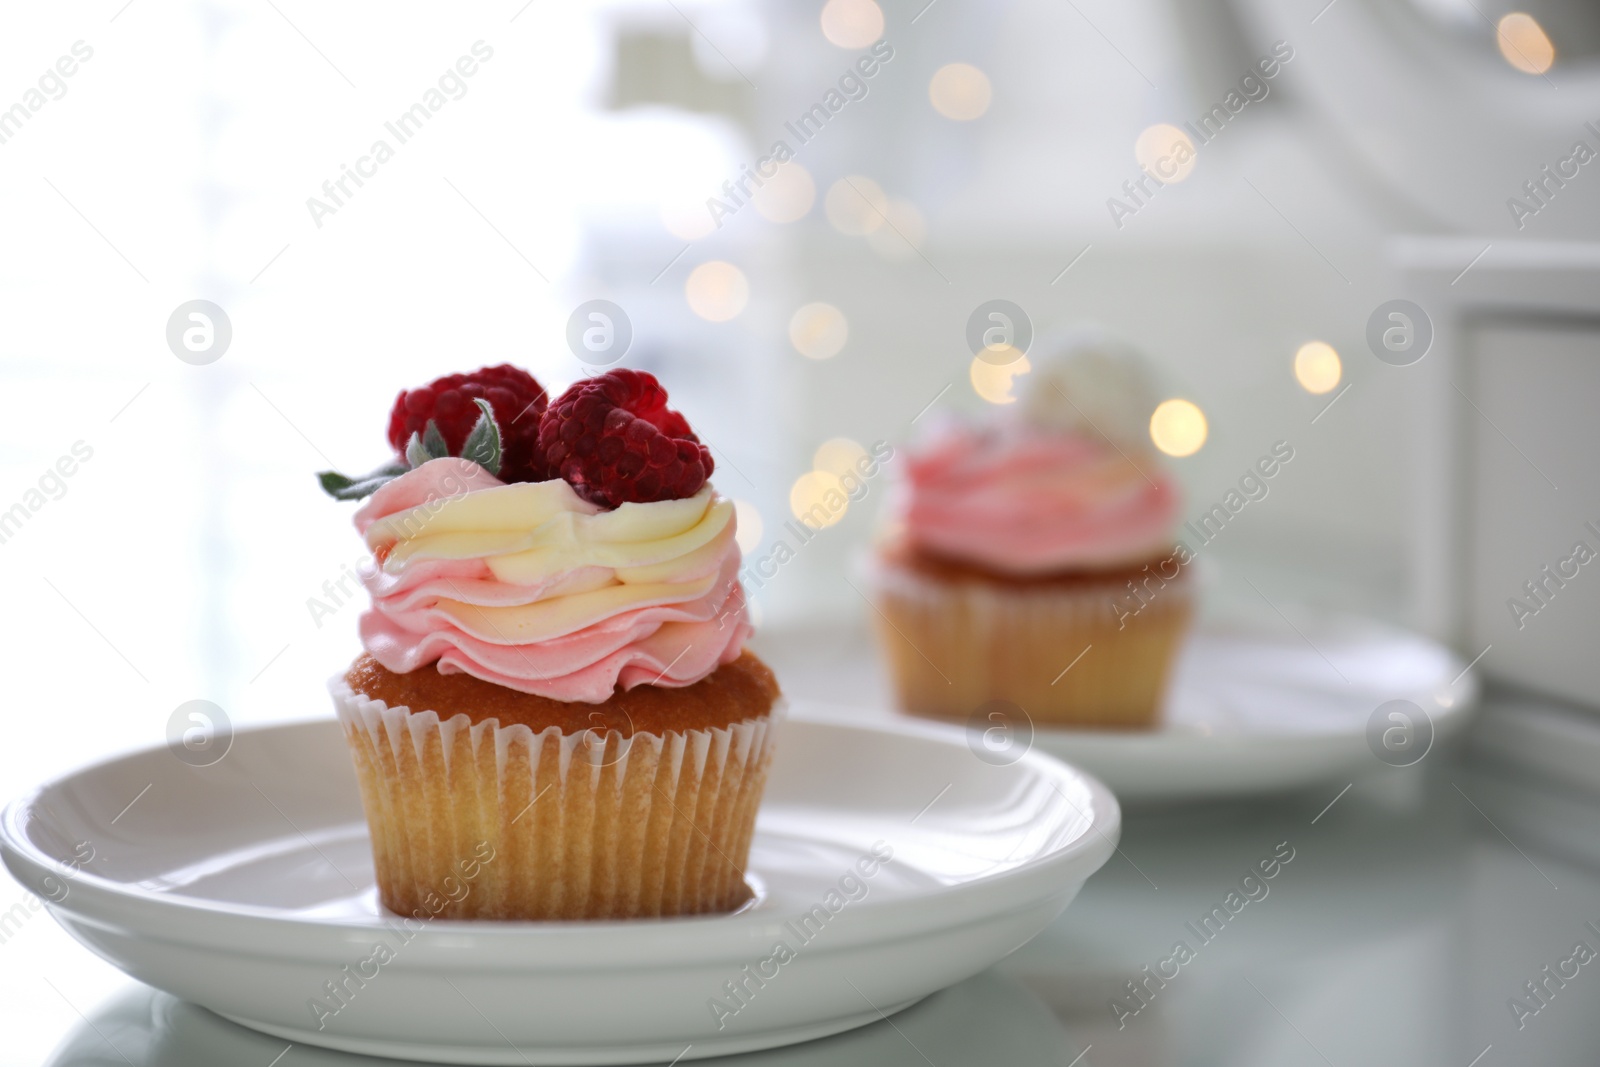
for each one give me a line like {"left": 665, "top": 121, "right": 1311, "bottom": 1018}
{"left": 901, "top": 427, "right": 1180, "bottom": 574}
{"left": 352, "top": 458, "right": 750, "bottom": 703}
{"left": 1019, "top": 333, "right": 1161, "bottom": 450}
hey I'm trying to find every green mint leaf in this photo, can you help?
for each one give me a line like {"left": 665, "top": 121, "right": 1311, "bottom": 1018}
{"left": 406, "top": 432, "right": 431, "bottom": 469}
{"left": 318, "top": 470, "right": 356, "bottom": 493}
{"left": 422, "top": 420, "right": 449, "bottom": 459}
{"left": 318, "top": 458, "right": 411, "bottom": 500}
{"left": 323, "top": 475, "right": 394, "bottom": 500}
{"left": 460, "top": 398, "right": 503, "bottom": 476}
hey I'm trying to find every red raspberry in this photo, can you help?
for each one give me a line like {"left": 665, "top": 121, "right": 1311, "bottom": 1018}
{"left": 538, "top": 370, "right": 714, "bottom": 507}
{"left": 386, "top": 364, "right": 549, "bottom": 482}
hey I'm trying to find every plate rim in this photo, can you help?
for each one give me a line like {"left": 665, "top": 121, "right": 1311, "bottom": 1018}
{"left": 1, "top": 709, "right": 1120, "bottom": 968}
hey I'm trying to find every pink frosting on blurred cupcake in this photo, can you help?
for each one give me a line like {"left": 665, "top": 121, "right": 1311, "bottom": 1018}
{"left": 901, "top": 426, "right": 1180, "bottom": 575}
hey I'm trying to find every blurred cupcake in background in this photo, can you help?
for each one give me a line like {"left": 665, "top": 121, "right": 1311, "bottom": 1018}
{"left": 868, "top": 331, "right": 1193, "bottom": 729}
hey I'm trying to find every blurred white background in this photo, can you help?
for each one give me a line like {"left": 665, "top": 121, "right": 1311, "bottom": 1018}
{"left": 2, "top": 1, "right": 1598, "bottom": 1059}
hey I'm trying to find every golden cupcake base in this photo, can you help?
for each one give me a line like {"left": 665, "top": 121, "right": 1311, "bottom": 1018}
{"left": 333, "top": 654, "right": 781, "bottom": 921}
{"left": 869, "top": 548, "right": 1194, "bottom": 730}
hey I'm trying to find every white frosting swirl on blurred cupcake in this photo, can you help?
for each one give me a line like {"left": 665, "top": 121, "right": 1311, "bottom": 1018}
{"left": 1018, "top": 328, "right": 1163, "bottom": 452}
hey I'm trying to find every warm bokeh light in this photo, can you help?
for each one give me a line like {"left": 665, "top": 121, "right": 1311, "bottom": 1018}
{"left": 731, "top": 498, "right": 763, "bottom": 554}
{"left": 820, "top": 0, "right": 884, "bottom": 49}
{"left": 751, "top": 162, "right": 816, "bottom": 224}
{"left": 824, "top": 176, "right": 888, "bottom": 235}
{"left": 790, "top": 471, "right": 848, "bottom": 529}
{"left": 1150, "top": 398, "right": 1208, "bottom": 457}
{"left": 685, "top": 261, "right": 749, "bottom": 322}
{"left": 1135, "top": 123, "right": 1197, "bottom": 183}
{"left": 789, "top": 302, "right": 849, "bottom": 359}
{"left": 659, "top": 204, "right": 716, "bottom": 241}
{"left": 866, "top": 198, "right": 927, "bottom": 261}
{"left": 970, "top": 351, "right": 1031, "bottom": 404}
{"left": 813, "top": 437, "right": 869, "bottom": 480}
{"left": 929, "top": 63, "right": 992, "bottom": 121}
{"left": 1497, "top": 12, "right": 1555, "bottom": 74}
{"left": 1294, "top": 341, "right": 1342, "bottom": 395}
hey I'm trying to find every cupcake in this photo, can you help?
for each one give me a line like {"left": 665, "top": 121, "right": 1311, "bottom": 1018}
{"left": 318, "top": 366, "right": 780, "bottom": 920}
{"left": 869, "top": 337, "right": 1192, "bottom": 729}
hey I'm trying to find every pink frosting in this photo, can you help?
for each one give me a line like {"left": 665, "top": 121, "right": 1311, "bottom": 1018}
{"left": 901, "top": 428, "right": 1180, "bottom": 574}
{"left": 350, "top": 459, "right": 751, "bottom": 703}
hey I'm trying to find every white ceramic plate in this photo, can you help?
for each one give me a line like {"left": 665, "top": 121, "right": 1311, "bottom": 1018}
{"left": 44, "top": 970, "right": 1070, "bottom": 1067}
{"left": 2, "top": 711, "right": 1118, "bottom": 1065}
{"left": 1028, "top": 611, "right": 1479, "bottom": 801}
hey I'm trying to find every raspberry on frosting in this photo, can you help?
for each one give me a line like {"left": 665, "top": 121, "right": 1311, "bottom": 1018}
{"left": 537, "top": 370, "right": 714, "bottom": 508}
{"left": 321, "top": 365, "right": 750, "bottom": 699}
{"left": 386, "top": 364, "right": 549, "bottom": 483}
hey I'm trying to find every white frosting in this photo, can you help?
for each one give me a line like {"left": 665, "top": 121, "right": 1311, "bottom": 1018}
{"left": 1018, "top": 329, "right": 1164, "bottom": 449}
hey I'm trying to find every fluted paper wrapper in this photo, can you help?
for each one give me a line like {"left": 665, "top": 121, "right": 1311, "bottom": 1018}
{"left": 868, "top": 555, "right": 1193, "bottom": 729}
{"left": 332, "top": 680, "right": 780, "bottom": 920}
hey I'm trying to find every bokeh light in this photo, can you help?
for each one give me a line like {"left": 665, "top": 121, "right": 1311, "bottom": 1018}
{"left": 929, "top": 63, "right": 992, "bottom": 121}
{"left": 790, "top": 471, "right": 849, "bottom": 529}
{"left": 752, "top": 162, "right": 816, "bottom": 224}
{"left": 659, "top": 202, "right": 716, "bottom": 241}
{"left": 825, "top": 176, "right": 888, "bottom": 235}
{"left": 657, "top": 172, "right": 718, "bottom": 240}
{"left": 1497, "top": 12, "right": 1555, "bottom": 74}
{"left": 813, "top": 437, "right": 869, "bottom": 480}
{"left": 731, "top": 498, "right": 763, "bottom": 554}
{"left": 970, "top": 351, "right": 1031, "bottom": 404}
{"left": 789, "top": 303, "right": 849, "bottom": 359}
{"left": 1134, "top": 123, "right": 1197, "bottom": 183}
{"left": 1294, "top": 341, "right": 1342, "bottom": 395}
{"left": 1150, "top": 398, "right": 1208, "bottom": 457}
{"left": 685, "top": 262, "right": 749, "bottom": 322}
{"left": 820, "top": 0, "right": 884, "bottom": 49}
{"left": 866, "top": 199, "right": 927, "bottom": 261}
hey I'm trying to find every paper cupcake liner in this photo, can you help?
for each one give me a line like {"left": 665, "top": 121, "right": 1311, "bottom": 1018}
{"left": 331, "top": 680, "right": 781, "bottom": 921}
{"left": 867, "top": 555, "right": 1194, "bottom": 729}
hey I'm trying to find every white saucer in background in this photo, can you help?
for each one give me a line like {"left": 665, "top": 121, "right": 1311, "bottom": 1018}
{"left": 2, "top": 711, "right": 1118, "bottom": 1066}
{"left": 1030, "top": 611, "right": 1478, "bottom": 801}
{"left": 765, "top": 608, "right": 1478, "bottom": 803}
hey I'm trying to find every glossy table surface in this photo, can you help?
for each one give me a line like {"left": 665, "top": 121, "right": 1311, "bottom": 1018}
{"left": 13, "top": 726, "right": 1600, "bottom": 1065}
{"left": 7, "top": 620, "right": 1600, "bottom": 1067}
